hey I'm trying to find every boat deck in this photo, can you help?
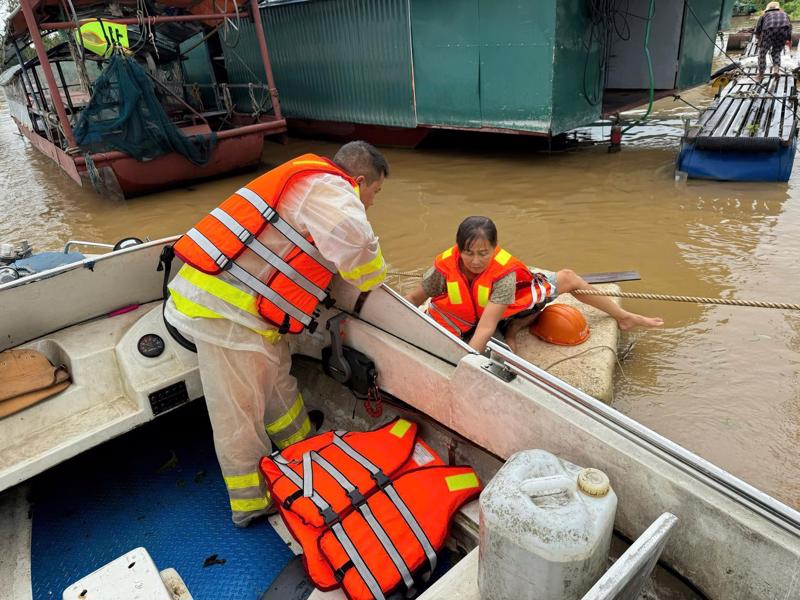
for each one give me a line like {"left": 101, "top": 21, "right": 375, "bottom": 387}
{"left": 686, "top": 68, "right": 797, "bottom": 148}
{"left": 677, "top": 61, "right": 799, "bottom": 181}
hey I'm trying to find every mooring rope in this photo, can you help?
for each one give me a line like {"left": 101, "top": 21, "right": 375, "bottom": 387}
{"left": 387, "top": 270, "right": 425, "bottom": 278}
{"left": 387, "top": 271, "right": 799, "bottom": 310}
{"left": 572, "top": 289, "right": 800, "bottom": 311}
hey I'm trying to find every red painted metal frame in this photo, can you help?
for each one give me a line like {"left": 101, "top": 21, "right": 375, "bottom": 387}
{"left": 19, "top": 0, "right": 77, "bottom": 147}
{"left": 42, "top": 13, "right": 245, "bottom": 29}
{"left": 249, "top": 0, "right": 281, "bottom": 121}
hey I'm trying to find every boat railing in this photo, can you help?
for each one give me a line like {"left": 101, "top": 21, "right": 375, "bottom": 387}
{"left": 485, "top": 341, "right": 800, "bottom": 537}
{"left": 63, "top": 240, "right": 114, "bottom": 254}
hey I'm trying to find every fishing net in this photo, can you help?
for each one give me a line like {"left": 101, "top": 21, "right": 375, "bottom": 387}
{"left": 73, "top": 54, "right": 216, "bottom": 165}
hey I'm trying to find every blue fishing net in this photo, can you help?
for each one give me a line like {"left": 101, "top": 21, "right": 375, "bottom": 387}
{"left": 73, "top": 54, "right": 216, "bottom": 165}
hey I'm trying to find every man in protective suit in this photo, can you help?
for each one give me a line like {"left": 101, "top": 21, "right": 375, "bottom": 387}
{"left": 165, "top": 141, "right": 389, "bottom": 526}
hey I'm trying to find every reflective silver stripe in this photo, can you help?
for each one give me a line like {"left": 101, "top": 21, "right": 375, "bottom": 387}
{"left": 186, "top": 228, "right": 227, "bottom": 268}
{"left": 309, "top": 448, "right": 413, "bottom": 589}
{"left": 237, "top": 186, "right": 334, "bottom": 273}
{"left": 312, "top": 452, "right": 357, "bottom": 493}
{"left": 384, "top": 484, "right": 437, "bottom": 575}
{"left": 302, "top": 452, "right": 313, "bottom": 498}
{"left": 227, "top": 262, "right": 312, "bottom": 326}
{"left": 247, "top": 237, "right": 327, "bottom": 301}
{"left": 271, "top": 218, "right": 334, "bottom": 272}
{"left": 427, "top": 303, "right": 470, "bottom": 333}
{"left": 272, "top": 455, "right": 330, "bottom": 513}
{"left": 360, "top": 504, "right": 415, "bottom": 590}
{"left": 236, "top": 186, "right": 273, "bottom": 215}
{"left": 331, "top": 523, "right": 386, "bottom": 600}
{"left": 332, "top": 433, "right": 381, "bottom": 475}
{"left": 211, "top": 208, "right": 251, "bottom": 242}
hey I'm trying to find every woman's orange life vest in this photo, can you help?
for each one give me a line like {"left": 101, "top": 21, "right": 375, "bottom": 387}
{"left": 428, "top": 245, "right": 543, "bottom": 336}
{"left": 259, "top": 419, "right": 481, "bottom": 599}
{"left": 173, "top": 154, "right": 357, "bottom": 334}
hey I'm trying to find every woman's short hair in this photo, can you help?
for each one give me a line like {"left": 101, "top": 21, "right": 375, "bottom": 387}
{"left": 456, "top": 216, "right": 497, "bottom": 251}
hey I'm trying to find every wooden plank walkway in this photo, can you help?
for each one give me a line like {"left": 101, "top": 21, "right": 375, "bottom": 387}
{"left": 689, "top": 68, "right": 797, "bottom": 143}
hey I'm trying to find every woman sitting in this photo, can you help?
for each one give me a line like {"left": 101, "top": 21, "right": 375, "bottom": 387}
{"left": 405, "top": 216, "right": 663, "bottom": 353}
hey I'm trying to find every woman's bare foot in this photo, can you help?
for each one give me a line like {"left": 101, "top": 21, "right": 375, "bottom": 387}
{"left": 617, "top": 311, "right": 664, "bottom": 331}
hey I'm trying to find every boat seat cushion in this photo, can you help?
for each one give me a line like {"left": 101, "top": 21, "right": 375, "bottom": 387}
{"left": 0, "top": 349, "right": 71, "bottom": 418}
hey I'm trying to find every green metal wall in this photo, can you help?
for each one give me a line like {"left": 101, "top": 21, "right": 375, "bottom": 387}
{"left": 551, "top": 0, "right": 603, "bottom": 135}
{"left": 255, "top": 0, "right": 415, "bottom": 127}
{"left": 410, "top": 0, "right": 480, "bottom": 127}
{"left": 219, "top": 0, "right": 727, "bottom": 136}
{"left": 477, "top": 0, "right": 555, "bottom": 130}
{"left": 677, "top": 0, "right": 723, "bottom": 88}
{"left": 411, "top": 0, "right": 556, "bottom": 132}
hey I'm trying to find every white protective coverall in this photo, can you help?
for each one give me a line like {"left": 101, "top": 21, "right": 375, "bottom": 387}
{"left": 165, "top": 171, "right": 386, "bottom": 526}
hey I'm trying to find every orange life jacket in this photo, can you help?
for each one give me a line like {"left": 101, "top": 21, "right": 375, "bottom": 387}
{"left": 428, "top": 245, "right": 551, "bottom": 336}
{"left": 260, "top": 419, "right": 481, "bottom": 599}
{"left": 271, "top": 437, "right": 445, "bottom": 591}
{"left": 173, "top": 154, "right": 357, "bottom": 334}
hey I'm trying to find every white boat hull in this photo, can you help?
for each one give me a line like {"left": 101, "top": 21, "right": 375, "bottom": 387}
{"left": 0, "top": 238, "right": 798, "bottom": 599}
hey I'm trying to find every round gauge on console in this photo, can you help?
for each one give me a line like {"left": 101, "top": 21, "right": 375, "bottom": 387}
{"left": 137, "top": 333, "right": 165, "bottom": 358}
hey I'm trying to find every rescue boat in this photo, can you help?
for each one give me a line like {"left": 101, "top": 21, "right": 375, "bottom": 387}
{"left": 1, "top": 238, "right": 798, "bottom": 599}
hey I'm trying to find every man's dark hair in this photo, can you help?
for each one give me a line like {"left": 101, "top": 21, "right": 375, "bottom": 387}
{"left": 333, "top": 141, "right": 389, "bottom": 183}
{"left": 456, "top": 216, "right": 498, "bottom": 251}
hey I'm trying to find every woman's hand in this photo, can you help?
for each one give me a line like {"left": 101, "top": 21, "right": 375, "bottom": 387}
{"left": 405, "top": 285, "right": 429, "bottom": 307}
{"left": 468, "top": 302, "right": 508, "bottom": 353}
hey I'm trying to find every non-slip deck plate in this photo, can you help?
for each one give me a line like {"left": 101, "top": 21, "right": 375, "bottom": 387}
{"left": 30, "top": 401, "right": 292, "bottom": 600}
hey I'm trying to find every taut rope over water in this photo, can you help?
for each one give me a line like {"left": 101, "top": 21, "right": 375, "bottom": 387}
{"left": 572, "top": 289, "right": 800, "bottom": 311}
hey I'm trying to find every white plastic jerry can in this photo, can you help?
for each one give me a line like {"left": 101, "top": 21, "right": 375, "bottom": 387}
{"left": 478, "top": 449, "right": 617, "bottom": 600}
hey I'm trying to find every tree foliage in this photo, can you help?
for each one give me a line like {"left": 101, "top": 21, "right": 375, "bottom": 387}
{"left": 751, "top": 0, "right": 800, "bottom": 20}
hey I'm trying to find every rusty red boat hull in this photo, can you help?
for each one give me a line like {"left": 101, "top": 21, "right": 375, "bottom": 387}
{"left": 13, "top": 118, "right": 286, "bottom": 198}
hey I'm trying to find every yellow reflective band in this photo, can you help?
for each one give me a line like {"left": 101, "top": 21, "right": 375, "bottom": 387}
{"left": 266, "top": 393, "right": 305, "bottom": 436}
{"left": 230, "top": 495, "right": 271, "bottom": 513}
{"left": 174, "top": 267, "right": 282, "bottom": 342}
{"left": 224, "top": 472, "right": 260, "bottom": 490}
{"left": 447, "top": 281, "right": 463, "bottom": 305}
{"left": 292, "top": 160, "right": 330, "bottom": 167}
{"left": 441, "top": 247, "right": 453, "bottom": 260}
{"left": 445, "top": 472, "right": 480, "bottom": 492}
{"left": 494, "top": 249, "right": 511, "bottom": 266}
{"left": 171, "top": 288, "right": 226, "bottom": 320}
{"left": 477, "top": 285, "right": 490, "bottom": 307}
{"left": 353, "top": 269, "right": 386, "bottom": 292}
{"left": 339, "top": 248, "right": 385, "bottom": 281}
{"left": 178, "top": 265, "right": 258, "bottom": 315}
{"left": 277, "top": 417, "right": 312, "bottom": 449}
{"left": 389, "top": 419, "right": 412, "bottom": 438}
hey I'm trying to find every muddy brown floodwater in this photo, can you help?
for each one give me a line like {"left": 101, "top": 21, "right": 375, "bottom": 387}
{"left": 1, "top": 73, "right": 798, "bottom": 511}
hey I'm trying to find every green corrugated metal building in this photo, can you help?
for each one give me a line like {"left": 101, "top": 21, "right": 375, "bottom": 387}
{"left": 215, "top": 0, "right": 732, "bottom": 137}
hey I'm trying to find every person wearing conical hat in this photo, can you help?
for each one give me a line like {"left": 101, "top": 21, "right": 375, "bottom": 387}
{"left": 755, "top": 1, "right": 792, "bottom": 82}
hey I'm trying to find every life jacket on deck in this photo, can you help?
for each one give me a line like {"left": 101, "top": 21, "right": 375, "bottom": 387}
{"left": 173, "top": 154, "right": 357, "bottom": 334}
{"left": 428, "top": 245, "right": 551, "bottom": 337}
{"left": 260, "top": 419, "right": 482, "bottom": 600}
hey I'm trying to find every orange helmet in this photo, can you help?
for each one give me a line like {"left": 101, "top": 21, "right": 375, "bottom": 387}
{"left": 529, "top": 304, "right": 590, "bottom": 346}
